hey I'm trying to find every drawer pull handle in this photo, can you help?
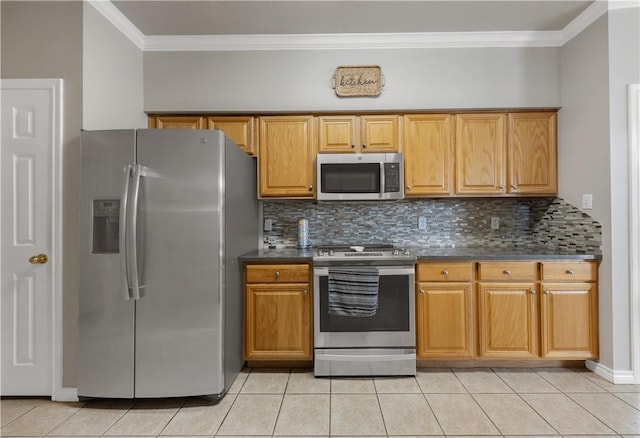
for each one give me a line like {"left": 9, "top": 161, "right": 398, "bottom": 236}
{"left": 419, "top": 289, "right": 425, "bottom": 295}
{"left": 503, "top": 270, "right": 511, "bottom": 275}
{"left": 567, "top": 269, "right": 575, "bottom": 275}
{"left": 441, "top": 269, "right": 449, "bottom": 276}
{"left": 544, "top": 289, "right": 551, "bottom": 295}
{"left": 275, "top": 271, "right": 280, "bottom": 277}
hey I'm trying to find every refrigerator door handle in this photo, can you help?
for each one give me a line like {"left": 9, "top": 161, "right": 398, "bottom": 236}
{"left": 129, "top": 164, "right": 143, "bottom": 300}
{"left": 120, "top": 165, "right": 133, "bottom": 300}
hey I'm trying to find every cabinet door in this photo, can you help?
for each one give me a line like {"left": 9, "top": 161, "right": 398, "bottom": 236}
{"left": 540, "top": 283, "right": 598, "bottom": 359}
{"left": 318, "top": 116, "right": 357, "bottom": 152}
{"left": 416, "top": 282, "right": 473, "bottom": 358}
{"left": 477, "top": 282, "right": 538, "bottom": 358}
{"left": 208, "top": 116, "right": 256, "bottom": 156}
{"left": 148, "top": 116, "right": 205, "bottom": 130}
{"left": 508, "top": 112, "right": 557, "bottom": 194}
{"left": 403, "top": 114, "right": 452, "bottom": 197}
{"left": 258, "top": 116, "right": 316, "bottom": 198}
{"left": 360, "top": 115, "right": 400, "bottom": 152}
{"left": 244, "top": 284, "right": 312, "bottom": 360}
{"left": 455, "top": 114, "right": 506, "bottom": 195}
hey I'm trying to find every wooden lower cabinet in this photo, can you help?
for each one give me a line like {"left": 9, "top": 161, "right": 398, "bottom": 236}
{"left": 416, "top": 262, "right": 474, "bottom": 358}
{"left": 416, "top": 259, "right": 599, "bottom": 362}
{"left": 540, "top": 261, "right": 599, "bottom": 359}
{"left": 244, "top": 263, "right": 312, "bottom": 361}
{"left": 477, "top": 282, "right": 538, "bottom": 358}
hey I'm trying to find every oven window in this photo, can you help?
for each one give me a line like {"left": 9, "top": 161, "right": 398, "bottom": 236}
{"left": 318, "top": 275, "right": 410, "bottom": 332}
{"left": 320, "top": 163, "right": 380, "bottom": 193}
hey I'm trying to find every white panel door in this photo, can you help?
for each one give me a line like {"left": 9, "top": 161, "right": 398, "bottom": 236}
{"left": 1, "top": 79, "right": 61, "bottom": 396}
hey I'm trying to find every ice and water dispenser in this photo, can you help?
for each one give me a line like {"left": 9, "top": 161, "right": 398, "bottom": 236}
{"left": 92, "top": 199, "right": 120, "bottom": 253}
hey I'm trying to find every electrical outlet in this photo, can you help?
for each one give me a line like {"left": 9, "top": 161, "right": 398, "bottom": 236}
{"left": 491, "top": 217, "right": 500, "bottom": 230}
{"left": 418, "top": 216, "right": 427, "bottom": 230}
{"left": 582, "top": 194, "right": 593, "bottom": 210}
{"left": 264, "top": 218, "right": 273, "bottom": 231}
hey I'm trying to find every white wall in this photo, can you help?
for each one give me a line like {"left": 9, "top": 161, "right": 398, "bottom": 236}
{"left": 83, "top": 3, "right": 145, "bottom": 129}
{"left": 1, "top": 0, "right": 83, "bottom": 387}
{"left": 607, "top": 6, "right": 640, "bottom": 374}
{"left": 560, "top": 6, "right": 640, "bottom": 379}
{"left": 559, "top": 14, "right": 613, "bottom": 369}
{"left": 143, "top": 47, "right": 560, "bottom": 112}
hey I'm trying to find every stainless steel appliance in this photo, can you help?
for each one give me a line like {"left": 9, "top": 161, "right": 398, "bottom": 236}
{"left": 78, "top": 129, "right": 258, "bottom": 400}
{"left": 316, "top": 153, "right": 404, "bottom": 201}
{"left": 313, "top": 244, "right": 416, "bottom": 376}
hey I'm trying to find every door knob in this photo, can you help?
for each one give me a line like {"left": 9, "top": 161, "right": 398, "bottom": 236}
{"left": 29, "top": 254, "right": 48, "bottom": 264}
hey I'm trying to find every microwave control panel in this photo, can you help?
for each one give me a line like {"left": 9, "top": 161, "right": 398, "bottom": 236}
{"left": 383, "top": 163, "right": 401, "bottom": 193}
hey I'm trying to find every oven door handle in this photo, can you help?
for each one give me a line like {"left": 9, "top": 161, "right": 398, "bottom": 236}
{"left": 313, "top": 266, "right": 415, "bottom": 276}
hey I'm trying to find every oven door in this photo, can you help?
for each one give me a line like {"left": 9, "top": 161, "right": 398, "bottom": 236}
{"left": 313, "top": 265, "right": 415, "bottom": 349}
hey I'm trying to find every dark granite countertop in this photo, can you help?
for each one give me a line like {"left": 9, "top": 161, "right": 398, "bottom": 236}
{"left": 239, "top": 246, "right": 601, "bottom": 263}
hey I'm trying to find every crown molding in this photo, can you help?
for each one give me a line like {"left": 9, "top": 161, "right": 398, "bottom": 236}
{"left": 90, "top": 0, "right": 625, "bottom": 52}
{"left": 143, "top": 31, "right": 564, "bottom": 51}
{"left": 86, "top": 0, "right": 145, "bottom": 50}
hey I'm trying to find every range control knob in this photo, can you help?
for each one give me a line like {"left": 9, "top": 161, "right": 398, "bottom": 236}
{"left": 329, "top": 250, "right": 335, "bottom": 256}
{"left": 392, "top": 249, "right": 400, "bottom": 256}
{"left": 316, "top": 249, "right": 325, "bottom": 256}
{"left": 403, "top": 249, "right": 411, "bottom": 256}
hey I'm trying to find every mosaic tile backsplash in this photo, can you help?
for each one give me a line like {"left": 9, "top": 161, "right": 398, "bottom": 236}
{"left": 262, "top": 197, "right": 602, "bottom": 253}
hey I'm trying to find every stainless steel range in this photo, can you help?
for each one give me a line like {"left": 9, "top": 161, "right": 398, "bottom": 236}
{"left": 312, "top": 244, "right": 417, "bottom": 377}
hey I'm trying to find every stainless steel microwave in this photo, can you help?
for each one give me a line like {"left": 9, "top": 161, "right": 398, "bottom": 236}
{"left": 316, "top": 153, "right": 404, "bottom": 201}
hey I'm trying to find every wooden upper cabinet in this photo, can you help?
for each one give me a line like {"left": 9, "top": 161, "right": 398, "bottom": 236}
{"left": 403, "top": 114, "right": 453, "bottom": 197}
{"left": 148, "top": 115, "right": 205, "bottom": 130}
{"left": 258, "top": 116, "right": 316, "bottom": 198}
{"left": 318, "top": 115, "right": 357, "bottom": 152}
{"left": 207, "top": 116, "right": 256, "bottom": 156}
{"left": 508, "top": 112, "right": 557, "bottom": 195}
{"left": 360, "top": 115, "right": 400, "bottom": 152}
{"left": 318, "top": 115, "right": 399, "bottom": 153}
{"left": 455, "top": 113, "right": 507, "bottom": 195}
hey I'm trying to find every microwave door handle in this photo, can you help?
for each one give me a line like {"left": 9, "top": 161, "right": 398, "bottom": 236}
{"left": 380, "top": 162, "right": 385, "bottom": 198}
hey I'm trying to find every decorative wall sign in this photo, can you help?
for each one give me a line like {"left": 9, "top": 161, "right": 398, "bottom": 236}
{"left": 332, "top": 65, "right": 383, "bottom": 97}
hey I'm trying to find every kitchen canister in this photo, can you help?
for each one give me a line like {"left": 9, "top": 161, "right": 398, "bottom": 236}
{"left": 297, "top": 218, "right": 309, "bottom": 249}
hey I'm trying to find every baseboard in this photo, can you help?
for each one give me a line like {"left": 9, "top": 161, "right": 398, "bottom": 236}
{"left": 53, "top": 386, "right": 78, "bottom": 402}
{"left": 586, "top": 360, "right": 636, "bottom": 384}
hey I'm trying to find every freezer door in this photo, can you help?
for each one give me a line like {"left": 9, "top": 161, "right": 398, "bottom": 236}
{"left": 78, "top": 130, "right": 135, "bottom": 398}
{"left": 134, "top": 129, "right": 225, "bottom": 397}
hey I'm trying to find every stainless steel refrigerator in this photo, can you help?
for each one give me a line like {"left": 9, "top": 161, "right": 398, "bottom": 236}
{"left": 78, "top": 129, "right": 257, "bottom": 400}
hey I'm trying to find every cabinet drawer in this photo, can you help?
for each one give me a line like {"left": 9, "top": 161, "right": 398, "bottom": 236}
{"left": 246, "top": 264, "right": 310, "bottom": 283}
{"left": 478, "top": 261, "right": 536, "bottom": 281}
{"left": 417, "top": 262, "right": 473, "bottom": 282}
{"left": 541, "top": 261, "right": 596, "bottom": 282}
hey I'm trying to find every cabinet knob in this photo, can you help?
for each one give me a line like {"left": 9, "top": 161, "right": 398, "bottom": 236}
{"left": 406, "top": 185, "right": 412, "bottom": 190}
{"left": 531, "top": 289, "right": 537, "bottom": 295}
{"left": 419, "top": 289, "right": 425, "bottom": 295}
{"left": 566, "top": 269, "right": 575, "bottom": 275}
{"left": 351, "top": 144, "right": 355, "bottom": 149}
{"left": 303, "top": 288, "right": 308, "bottom": 296}
{"left": 441, "top": 269, "right": 449, "bottom": 276}
{"left": 308, "top": 185, "right": 313, "bottom": 191}
{"left": 511, "top": 184, "right": 517, "bottom": 190}
{"left": 503, "top": 270, "right": 511, "bottom": 275}
{"left": 544, "top": 289, "right": 550, "bottom": 295}
{"left": 275, "top": 271, "right": 280, "bottom": 277}
{"left": 500, "top": 185, "right": 505, "bottom": 191}
{"left": 362, "top": 144, "right": 367, "bottom": 148}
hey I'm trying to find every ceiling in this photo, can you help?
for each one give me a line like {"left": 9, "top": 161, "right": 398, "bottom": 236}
{"left": 111, "top": 1, "right": 595, "bottom": 36}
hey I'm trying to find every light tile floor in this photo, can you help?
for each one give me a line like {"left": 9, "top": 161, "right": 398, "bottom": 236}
{"left": 2, "top": 367, "right": 639, "bottom": 437}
